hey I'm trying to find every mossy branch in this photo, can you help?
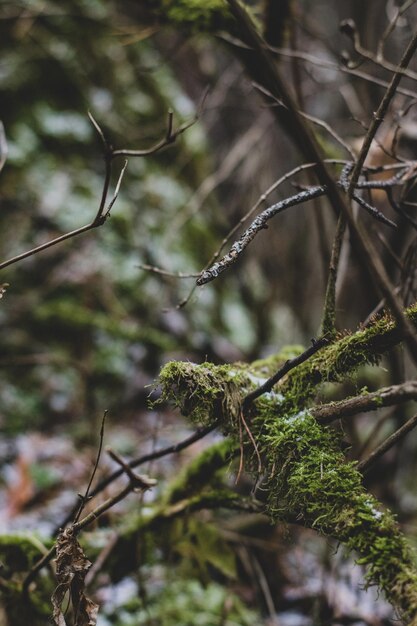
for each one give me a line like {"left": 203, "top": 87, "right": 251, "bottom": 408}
{"left": 158, "top": 304, "right": 417, "bottom": 624}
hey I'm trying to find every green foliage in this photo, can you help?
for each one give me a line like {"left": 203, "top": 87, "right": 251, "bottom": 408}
{"left": 108, "top": 579, "right": 257, "bottom": 626}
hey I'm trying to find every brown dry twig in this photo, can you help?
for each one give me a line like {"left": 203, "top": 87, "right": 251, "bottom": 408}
{"left": 358, "top": 412, "right": 417, "bottom": 474}
{"left": 0, "top": 109, "right": 195, "bottom": 272}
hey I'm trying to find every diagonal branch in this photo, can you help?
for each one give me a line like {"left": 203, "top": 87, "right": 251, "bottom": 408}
{"left": 225, "top": 0, "right": 417, "bottom": 363}
{"left": 347, "top": 27, "right": 417, "bottom": 196}
{"left": 312, "top": 381, "right": 417, "bottom": 425}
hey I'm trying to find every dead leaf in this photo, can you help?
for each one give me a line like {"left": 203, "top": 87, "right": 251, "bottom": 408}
{"left": 51, "top": 527, "right": 99, "bottom": 626}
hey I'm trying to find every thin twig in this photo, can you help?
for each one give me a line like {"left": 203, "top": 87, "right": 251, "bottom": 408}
{"left": 23, "top": 449, "right": 158, "bottom": 594}
{"left": 378, "top": 0, "right": 417, "bottom": 60}
{"left": 0, "top": 121, "right": 8, "bottom": 174}
{"left": 321, "top": 214, "right": 346, "bottom": 336}
{"left": 73, "top": 411, "right": 107, "bottom": 524}
{"left": 358, "top": 412, "right": 417, "bottom": 474}
{"left": 253, "top": 82, "right": 356, "bottom": 159}
{"left": 242, "top": 336, "right": 330, "bottom": 411}
{"left": 138, "top": 264, "right": 200, "bottom": 279}
{"left": 340, "top": 18, "right": 417, "bottom": 82}
{"left": 54, "top": 423, "right": 217, "bottom": 534}
{"left": 348, "top": 28, "right": 417, "bottom": 196}
{"left": 0, "top": 109, "right": 192, "bottom": 272}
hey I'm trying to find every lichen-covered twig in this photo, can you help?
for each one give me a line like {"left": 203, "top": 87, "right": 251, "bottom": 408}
{"left": 197, "top": 162, "right": 401, "bottom": 286}
{"left": 196, "top": 185, "right": 326, "bottom": 285}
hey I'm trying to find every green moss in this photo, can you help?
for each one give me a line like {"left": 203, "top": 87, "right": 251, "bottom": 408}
{"left": 0, "top": 534, "right": 52, "bottom": 573}
{"left": 158, "top": 305, "right": 417, "bottom": 622}
{"left": 143, "top": 0, "right": 234, "bottom": 32}
{"left": 159, "top": 360, "right": 249, "bottom": 428}
{"left": 163, "top": 439, "right": 236, "bottom": 504}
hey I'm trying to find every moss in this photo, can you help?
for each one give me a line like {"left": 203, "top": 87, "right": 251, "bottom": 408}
{"left": 278, "top": 303, "right": 417, "bottom": 414}
{"left": 158, "top": 305, "right": 417, "bottom": 622}
{"left": 142, "top": 0, "right": 234, "bottom": 32}
{"left": 0, "top": 535, "right": 55, "bottom": 626}
{"left": 159, "top": 360, "right": 249, "bottom": 428}
{"left": 0, "top": 534, "right": 52, "bottom": 573}
{"left": 163, "top": 439, "right": 236, "bottom": 504}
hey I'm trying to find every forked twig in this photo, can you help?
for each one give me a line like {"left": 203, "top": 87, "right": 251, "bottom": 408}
{"left": 0, "top": 108, "right": 196, "bottom": 272}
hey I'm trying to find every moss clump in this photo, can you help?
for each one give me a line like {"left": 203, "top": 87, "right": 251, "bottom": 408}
{"left": 163, "top": 439, "right": 236, "bottom": 504}
{"left": 261, "top": 410, "right": 417, "bottom": 624}
{"left": 142, "top": 0, "right": 234, "bottom": 32}
{"left": 158, "top": 305, "right": 417, "bottom": 623}
{"left": 159, "top": 360, "right": 248, "bottom": 428}
{"left": 278, "top": 303, "right": 417, "bottom": 414}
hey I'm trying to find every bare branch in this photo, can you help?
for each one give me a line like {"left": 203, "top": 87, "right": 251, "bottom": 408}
{"left": 358, "top": 412, "right": 417, "bottom": 474}
{"left": 54, "top": 423, "right": 217, "bottom": 534}
{"left": 347, "top": 28, "right": 417, "bottom": 196}
{"left": 321, "top": 215, "right": 346, "bottom": 336}
{"left": 73, "top": 411, "right": 108, "bottom": 525}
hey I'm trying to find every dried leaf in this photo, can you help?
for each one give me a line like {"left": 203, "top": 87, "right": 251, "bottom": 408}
{"left": 51, "top": 527, "right": 99, "bottom": 626}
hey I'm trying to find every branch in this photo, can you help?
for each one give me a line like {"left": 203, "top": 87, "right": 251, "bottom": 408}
{"left": 340, "top": 18, "right": 417, "bottom": 82}
{"left": 242, "top": 336, "right": 330, "bottom": 411}
{"left": 55, "top": 423, "right": 217, "bottom": 533}
{"left": 196, "top": 184, "right": 326, "bottom": 285}
{"left": 347, "top": 27, "right": 417, "bottom": 195}
{"left": 321, "top": 215, "right": 346, "bottom": 336}
{"left": 358, "top": 412, "right": 417, "bottom": 474}
{"left": 312, "top": 381, "right": 417, "bottom": 425}
{"left": 0, "top": 121, "right": 8, "bottom": 174}
{"left": 0, "top": 110, "right": 192, "bottom": 272}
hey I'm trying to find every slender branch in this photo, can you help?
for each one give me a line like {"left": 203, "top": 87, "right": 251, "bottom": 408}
{"left": 253, "top": 82, "right": 356, "bottom": 160}
{"left": 242, "top": 336, "right": 330, "bottom": 411}
{"left": 197, "top": 185, "right": 327, "bottom": 285}
{"left": 340, "top": 18, "right": 417, "bottom": 82}
{"left": 54, "top": 423, "right": 217, "bottom": 533}
{"left": 0, "top": 222, "right": 99, "bottom": 271}
{"left": 321, "top": 215, "right": 346, "bottom": 336}
{"left": 264, "top": 44, "right": 417, "bottom": 99}
{"left": 138, "top": 264, "right": 200, "bottom": 279}
{"left": 0, "top": 109, "right": 192, "bottom": 272}
{"left": 73, "top": 411, "right": 107, "bottom": 524}
{"left": 358, "top": 412, "right": 417, "bottom": 474}
{"left": 378, "top": 0, "right": 417, "bottom": 60}
{"left": 312, "top": 381, "right": 417, "bottom": 425}
{"left": 23, "top": 449, "right": 157, "bottom": 594}
{"left": 347, "top": 28, "right": 417, "bottom": 196}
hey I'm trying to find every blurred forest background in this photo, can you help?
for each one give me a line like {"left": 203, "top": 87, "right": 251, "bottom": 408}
{"left": 1, "top": 1, "right": 417, "bottom": 625}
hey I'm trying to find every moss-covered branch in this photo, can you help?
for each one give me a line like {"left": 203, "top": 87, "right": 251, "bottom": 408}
{"left": 158, "top": 305, "right": 417, "bottom": 624}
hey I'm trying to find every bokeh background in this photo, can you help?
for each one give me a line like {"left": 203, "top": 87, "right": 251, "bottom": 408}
{"left": 1, "top": 1, "right": 417, "bottom": 624}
